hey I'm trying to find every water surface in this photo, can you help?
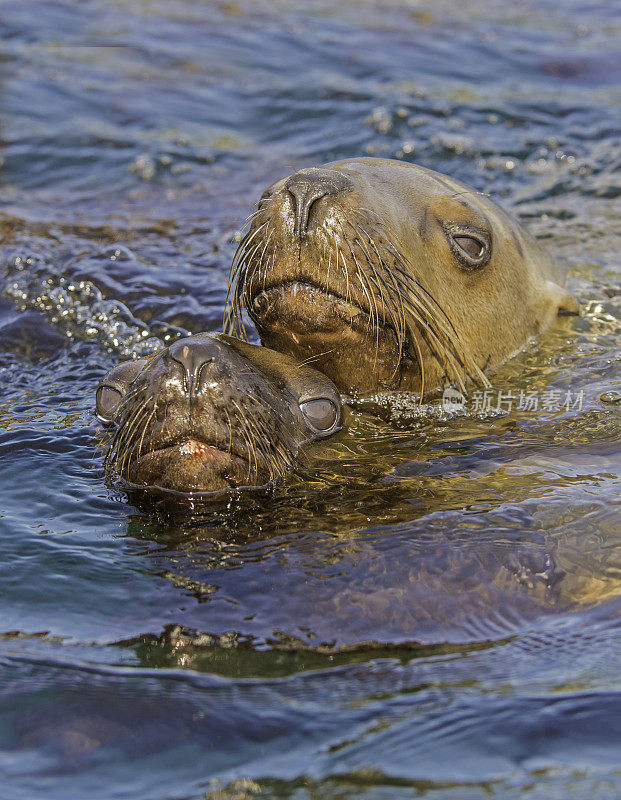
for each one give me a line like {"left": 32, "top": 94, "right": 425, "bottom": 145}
{"left": 0, "top": 1, "right": 620, "bottom": 798}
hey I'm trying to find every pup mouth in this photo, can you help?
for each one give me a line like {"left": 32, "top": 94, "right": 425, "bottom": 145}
{"left": 126, "top": 437, "right": 271, "bottom": 494}
{"left": 139, "top": 438, "right": 246, "bottom": 466}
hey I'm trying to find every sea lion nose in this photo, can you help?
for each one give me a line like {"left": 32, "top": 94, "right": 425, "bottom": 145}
{"left": 285, "top": 168, "right": 353, "bottom": 238}
{"left": 169, "top": 338, "right": 215, "bottom": 394}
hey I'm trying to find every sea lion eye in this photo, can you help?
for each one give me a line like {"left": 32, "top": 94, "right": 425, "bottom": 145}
{"left": 454, "top": 236, "right": 484, "bottom": 259}
{"left": 95, "top": 358, "right": 148, "bottom": 425}
{"left": 96, "top": 385, "right": 123, "bottom": 425}
{"left": 258, "top": 189, "right": 272, "bottom": 209}
{"left": 447, "top": 226, "right": 491, "bottom": 269}
{"left": 300, "top": 398, "right": 339, "bottom": 434}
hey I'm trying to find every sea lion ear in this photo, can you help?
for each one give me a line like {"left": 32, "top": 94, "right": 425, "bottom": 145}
{"left": 96, "top": 359, "right": 147, "bottom": 424}
{"left": 546, "top": 280, "right": 580, "bottom": 316}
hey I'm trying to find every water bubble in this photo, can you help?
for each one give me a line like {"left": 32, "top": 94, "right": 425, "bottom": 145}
{"left": 129, "top": 153, "right": 156, "bottom": 181}
{"left": 1, "top": 252, "right": 188, "bottom": 358}
{"left": 365, "top": 107, "right": 392, "bottom": 135}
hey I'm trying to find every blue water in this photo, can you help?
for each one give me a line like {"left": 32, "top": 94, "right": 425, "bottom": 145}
{"left": 0, "top": 1, "right": 620, "bottom": 798}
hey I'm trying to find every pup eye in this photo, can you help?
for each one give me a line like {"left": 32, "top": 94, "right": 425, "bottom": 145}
{"left": 300, "top": 398, "right": 339, "bottom": 433}
{"left": 95, "top": 358, "right": 147, "bottom": 425}
{"left": 96, "top": 385, "right": 123, "bottom": 425}
{"left": 454, "top": 235, "right": 485, "bottom": 259}
{"left": 258, "top": 190, "right": 272, "bottom": 208}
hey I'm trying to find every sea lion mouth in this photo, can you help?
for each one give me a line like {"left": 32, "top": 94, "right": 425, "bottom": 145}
{"left": 247, "top": 280, "right": 413, "bottom": 391}
{"left": 250, "top": 280, "right": 412, "bottom": 354}
{"left": 127, "top": 436, "right": 271, "bottom": 494}
{"left": 138, "top": 437, "right": 248, "bottom": 467}
{"left": 252, "top": 281, "right": 373, "bottom": 333}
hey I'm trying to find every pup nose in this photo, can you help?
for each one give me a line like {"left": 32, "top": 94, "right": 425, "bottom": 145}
{"left": 169, "top": 337, "right": 215, "bottom": 394}
{"left": 285, "top": 168, "right": 353, "bottom": 238}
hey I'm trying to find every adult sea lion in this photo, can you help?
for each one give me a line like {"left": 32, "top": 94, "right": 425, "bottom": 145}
{"left": 96, "top": 334, "right": 342, "bottom": 496}
{"left": 225, "top": 157, "right": 578, "bottom": 395}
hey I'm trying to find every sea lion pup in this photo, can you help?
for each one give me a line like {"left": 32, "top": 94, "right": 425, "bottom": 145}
{"left": 96, "top": 334, "right": 342, "bottom": 496}
{"left": 225, "top": 158, "right": 578, "bottom": 396}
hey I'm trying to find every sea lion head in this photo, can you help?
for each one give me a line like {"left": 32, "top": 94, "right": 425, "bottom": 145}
{"left": 225, "top": 157, "right": 578, "bottom": 395}
{"left": 96, "top": 334, "right": 342, "bottom": 496}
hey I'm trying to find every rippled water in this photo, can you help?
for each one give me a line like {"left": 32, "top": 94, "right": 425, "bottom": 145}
{"left": 1, "top": 1, "right": 620, "bottom": 798}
